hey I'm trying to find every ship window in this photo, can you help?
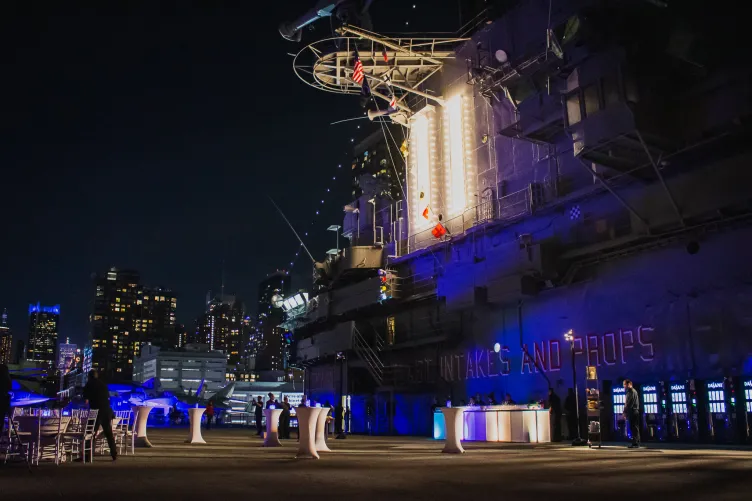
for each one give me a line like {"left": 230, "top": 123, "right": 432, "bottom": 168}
{"left": 583, "top": 85, "right": 600, "bottom": 116}
{"left": 566, "top": 93, "right": 581, "bottom": 125}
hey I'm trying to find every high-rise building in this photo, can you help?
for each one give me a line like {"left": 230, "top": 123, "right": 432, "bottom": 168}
{"left": 57, "top": 337, "right": 77, "bottom": 374}
{"left": 136, "top": 287, "right": 178, "bottom": 349}
{"left": 90, "top": 267, "right": 177, "bottom": 379}
{"left": 13, "top": 340, "right": 25, "bottom": 365}
{"left": 82, "top": 345, "right": 93, "bottom": 374}
{"left": 27, "top": 303, "right": 60, "bottom": 368}
{"left": 195, "top": 295, "right": 245, "bottom": 368}
{"left": 0, "top": 309, "right": 12, "bottom": 364}
{"left": 256, "top": 272, "right": 291, "bottom": 372}
{"left": 257, "top": 271, "right": 290, "bottom": 319}
{"left": 91, "top": 268, "right": 140, "bottom": 378}
{"left": 175, "top": 323, "right": 189, "bottom": 349}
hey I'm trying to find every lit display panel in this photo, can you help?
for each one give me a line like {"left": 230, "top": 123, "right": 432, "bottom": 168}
{"left": 706, "top": 380, "right": 726, "bottom": 413}
{"left": 744, "top": 379, "right": 752, "bottom": 413}
{"left": 641, "top": 385, "right": 659, "bottom": 414}
{"left": 613, "top": 386, "right": 625, "bottom": 416}
{"left": 670, "top": 382, "right": 688, "bottom": 414}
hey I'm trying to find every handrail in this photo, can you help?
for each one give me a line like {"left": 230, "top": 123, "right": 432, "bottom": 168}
{"left": 352, "top": 326, "right": 384, "bottom": 385}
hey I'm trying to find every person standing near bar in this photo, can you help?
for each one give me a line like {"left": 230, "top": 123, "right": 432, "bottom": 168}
{"left": 280, "top": 395, "right": 292, "bottom": 439}
{"left": 83, "top": 370, "right": 117, "bottom": 461}
{"left": 253, "top": 395, "right": 264, "bottom": 436}
{"left": 623, "top": 379, "right": 641, "bottom": 448}
{"left": 266, "top": 392, "right": 278, "bottom": 409}
{"left": 547, "top": 388, "right": 562, "bottom": 442}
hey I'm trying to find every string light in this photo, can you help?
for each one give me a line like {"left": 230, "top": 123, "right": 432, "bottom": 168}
{"left": 273, "top": 104, "right": 378, "bottom": 277}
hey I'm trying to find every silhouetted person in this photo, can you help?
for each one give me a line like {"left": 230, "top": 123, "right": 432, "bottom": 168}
{"left": 205, "top": 401, "right": 214, "bottom": 430}
{"left": 548, "top": 388, "right": 562, "bottom": 442}
{"left": 564, "top": 388, "right": 578, "bottom": 440}
{"left": 280, "top": 396, "right": 292, "bottom": 439}
{"left": 431, "top": 397, "right": 439, "bottom": 413}
{"left": 83, "top": 370, "right": 117, "bottom": 461}
{"left": 503, "top": 393, "right": 515, "bottom": 405}
{"left": 266, "top": 393, "right": 278, "bottom": 409}
{"left": 253, "top": 396, "right": 264, "bottom": 436}
{"left": 623, "top": 379, "right": 641, "bottom": 448}
{"left": 487, "top": 392, "right": 498, "bottom": 405}
{"left": 0, "top": 364, "right": 11, "bottom": 437}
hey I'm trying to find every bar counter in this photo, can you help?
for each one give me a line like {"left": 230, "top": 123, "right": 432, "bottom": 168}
{"left": 434, "top": 406, "right": 551, "bottom": 443}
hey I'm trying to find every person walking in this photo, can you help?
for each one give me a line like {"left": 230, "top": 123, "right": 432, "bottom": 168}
{"left": 547, "top": 388, "right": 563, "bottom": 442}
{"left": 623, "top": 379, "right": 641, "bottom": 448}
{"left": 253, "top": 396, "right": 264, "bottom": 436}
{"left": 205, "top": 401, "right": 215, "bottom": 430}
{"left": 280, "top": 396, "right": 292, "bottom": 439}
{"left": 82, "top": 370, "right": 117, "bottom": 461}
{"left": 0, "top": 364, "right": 11, "bottom": 438}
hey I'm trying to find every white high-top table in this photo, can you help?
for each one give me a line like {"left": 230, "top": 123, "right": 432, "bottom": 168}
{"left": 186, "top": 408, "right": 206, "bottom": 444}
{"left": 441, "top": 407, "right": 466, "bottom": 453}
{"left": 314, "top": 407, "right": 331, "bottom": 452}
{"left": 133, "top": 405, "right": 153, "bottom": 448}
{"left": 263, "top": 408, "right": 283, "bottom": 447}
{"left": 295, "top": 407, "right": 323, "bottom": 459}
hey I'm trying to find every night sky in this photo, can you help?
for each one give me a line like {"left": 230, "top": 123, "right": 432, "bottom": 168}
{"left": 0, "top": 1, "right": 467, "bottom": 347}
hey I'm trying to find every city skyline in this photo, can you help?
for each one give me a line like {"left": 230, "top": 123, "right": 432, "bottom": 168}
{"left": 0, "top": 1, "right": 458, "bottom": 349}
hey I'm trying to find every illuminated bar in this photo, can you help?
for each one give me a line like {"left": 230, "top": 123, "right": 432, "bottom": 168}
{"left": 433, "top": 405, "right": 551, "bottom": 443}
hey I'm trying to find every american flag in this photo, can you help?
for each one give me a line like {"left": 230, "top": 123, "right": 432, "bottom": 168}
{"left": 353, "top": 54, "right": 364, "bottom": 84}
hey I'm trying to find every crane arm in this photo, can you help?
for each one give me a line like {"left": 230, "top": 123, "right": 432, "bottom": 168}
{"left": 279, "top": 0, "right": 374, "bottom": 42}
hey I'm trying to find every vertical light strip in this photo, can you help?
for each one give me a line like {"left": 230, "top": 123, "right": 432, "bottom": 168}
{"left": 444, "top": 95, "right": 466, "bottom": 217}
{"left": 462, "top": 95, "right": 476, "bottom": 211}
{"left": 408, "top": 106, "right": 436, "bottom": 233}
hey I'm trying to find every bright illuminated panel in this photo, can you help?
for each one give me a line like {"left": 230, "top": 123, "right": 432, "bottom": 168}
{"left": 444, "top": 95, "right": 465, "bottom": 216}
{"left": 441, "top": 94, "right": 476, "bottom": 218}
{"left": 408, "top": 105, "right": 437, "bottom": 233}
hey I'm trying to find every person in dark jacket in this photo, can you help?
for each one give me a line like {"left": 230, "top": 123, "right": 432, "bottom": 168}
{"left": 280, "top": 396, "right": 292, "bottom": 439}
{"left": 253, "top": 396, "right": 264, "bottom": 435}
{"left": 487, "top": 392, "right": 498, "bottom": 405}
{"left": 265, "top": 393, "right": 278, "bottom": 409}
{"left": 82, "top": 370, "right": 117, "bottom": 461}
{"left": 564, "top": 388, "right": 578, "bottom": 440}
{"left": 0, "top": 364, "right": 12, "bottom": 437}
{"left": 547, "top": 388, "right": 563, "bottom": 442}
{"left": 623, "top": 379, "right": 641, "bottom": 448}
